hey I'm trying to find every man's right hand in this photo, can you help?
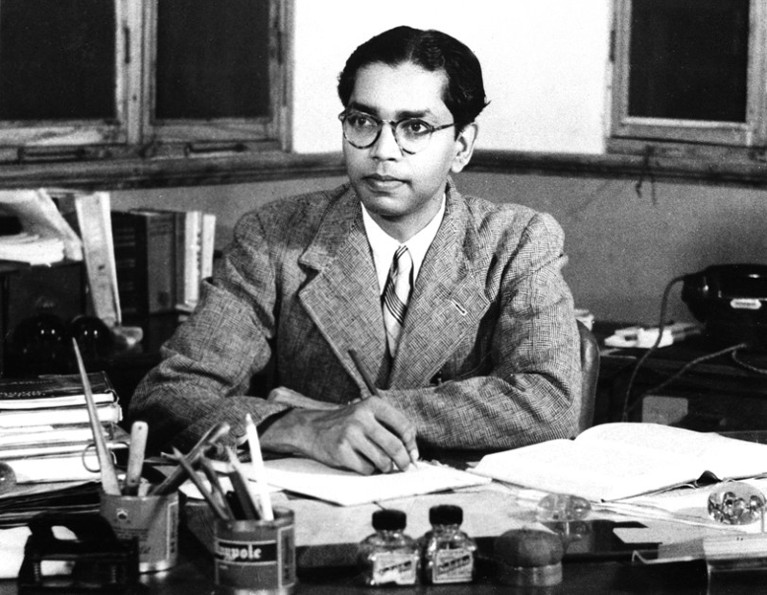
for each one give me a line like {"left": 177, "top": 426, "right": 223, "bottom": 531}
{"left": 259, "top": 396, "right": 418, "bottom": 475}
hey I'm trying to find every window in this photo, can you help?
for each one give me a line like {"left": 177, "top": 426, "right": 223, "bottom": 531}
{"left": 610, "top": 0, "right": 767, "bottom": 155}
{"left": 0, "top": 0, "right": 286, "bottom": 164}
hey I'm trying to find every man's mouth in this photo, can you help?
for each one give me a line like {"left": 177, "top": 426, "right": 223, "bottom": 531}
{"left": 364, "top": 174, "right": 406, "bottom": 190}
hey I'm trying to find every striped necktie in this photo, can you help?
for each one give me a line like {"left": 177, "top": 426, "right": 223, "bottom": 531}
{"left": 382, "top": 245, "right": 413, "bottom": 357}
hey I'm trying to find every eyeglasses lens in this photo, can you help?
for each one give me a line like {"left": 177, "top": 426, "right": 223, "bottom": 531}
{"left": 341, "top": 114, "right": 432, "bottom": 153}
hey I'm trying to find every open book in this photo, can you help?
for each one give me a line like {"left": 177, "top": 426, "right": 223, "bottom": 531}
{"left": 471, "top": 423, "right": 767, "bottom": 502}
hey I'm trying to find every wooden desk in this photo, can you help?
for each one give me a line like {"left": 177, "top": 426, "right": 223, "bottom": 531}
{"left": 595, "top": 322, "right": 767, "bottom": 431}
{"left": 0, "top": 515, "right": 750, "bottom": 594}
{"left": 3, "top": 461, "right": 767, "bottom": 594}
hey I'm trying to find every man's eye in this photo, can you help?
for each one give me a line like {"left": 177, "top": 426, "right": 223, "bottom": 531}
{"left": 401, "top": 119, "right": 431, "bottom": 136}
{"left": 348, "top": 113, "right": 376, "bottom": 129}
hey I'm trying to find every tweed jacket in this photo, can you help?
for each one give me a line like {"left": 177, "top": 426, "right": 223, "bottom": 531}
{"left": 129, "top": 181, "right": 581, "bottom": 454}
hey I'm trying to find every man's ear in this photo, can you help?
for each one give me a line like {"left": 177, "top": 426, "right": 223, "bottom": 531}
{"left": 450, "top": 122, "right": 478, "bottom": 173}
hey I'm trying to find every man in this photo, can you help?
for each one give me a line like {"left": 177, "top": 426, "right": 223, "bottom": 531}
{"left": 129, "top": 26, "right": 581, "bottom": 474}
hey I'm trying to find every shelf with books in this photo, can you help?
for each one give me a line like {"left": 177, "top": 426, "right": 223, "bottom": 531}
{"left": 111, "top": 208, "right": 216, "bottom": 318}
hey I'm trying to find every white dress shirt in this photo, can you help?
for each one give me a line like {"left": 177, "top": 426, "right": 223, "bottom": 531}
{"left": 361, "top": 196, "right": 446, "bottom": 296}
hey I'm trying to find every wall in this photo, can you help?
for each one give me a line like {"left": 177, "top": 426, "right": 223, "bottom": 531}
{"left": 289, "top": 0, "right": 611, "bottom": 154}
{"left": 111, "top": 171, "right": 767, "bottom": 326}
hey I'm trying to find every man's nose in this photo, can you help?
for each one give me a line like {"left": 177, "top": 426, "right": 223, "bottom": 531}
{"left": 370, "top": 123, "right": 403, "bottom": 159}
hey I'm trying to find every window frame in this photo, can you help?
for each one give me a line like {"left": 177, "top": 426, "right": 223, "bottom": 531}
{"left": 141, "top": 0, "right": 286, "bottom": 150}
{"left": 609, "top": 0, "right": 767, "bottom": 153}
{"left": 0, "top": 0, "right": 131, "bottom": 149}
{"left": 0, "top": 0, "right": 287, "bottom": 159}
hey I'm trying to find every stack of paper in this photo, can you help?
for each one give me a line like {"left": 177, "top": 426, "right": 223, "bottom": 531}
{"left": 0, "top": 233, "right": 64, "bottom": 265}
{"left": 0, "top": 189, "right": 82, "bottom": 264}
{"left": 0, "top": 372, "right": 125, "bottom": 483}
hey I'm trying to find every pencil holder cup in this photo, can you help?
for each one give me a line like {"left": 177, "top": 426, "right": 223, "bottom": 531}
{"left": 99, "top": 490, "right": 179, "bottom": 573}
{"left": 213, "top": 507, "right": 296, "bottom": 595}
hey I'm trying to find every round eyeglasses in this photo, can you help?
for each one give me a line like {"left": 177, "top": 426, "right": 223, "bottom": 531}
{"left": 339, "top": 109, "right": 455, "bottom": 155}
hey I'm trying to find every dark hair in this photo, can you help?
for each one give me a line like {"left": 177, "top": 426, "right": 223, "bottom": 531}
{"left": 337, "top": 26, "right": 488, "bottom": 132}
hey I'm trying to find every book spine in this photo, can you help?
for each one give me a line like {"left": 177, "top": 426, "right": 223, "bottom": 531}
{"left": 74, "top": 192, "right": 121, "bottom": 326}
{"left": 112, "top": 211, "right": 149, "bottom": 318}
{"left": 180, "top": 210, "right": 202, "bottom": 312}
{"left": 200, "top": 213, "right": 216, "bottom": 281}
{"left": 0, "top": 371, "right": 114, "bottom": 398}
{"left": 6, "top": 451, "right": 102, "bottom": 483}
{"left": 142, "top": 212, "right": 176, "bottom": 313}
{"left": 0, "top": 402, "right": 121, "bottom": 428}
{"left": 173, "top": 211, "right": 186, "bottom": 311}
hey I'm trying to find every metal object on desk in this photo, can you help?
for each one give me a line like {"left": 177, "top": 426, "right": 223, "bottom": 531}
{"left": 100, "top": 490, "right": 179, "bottom": 573}
{"left": 213, "top": 507, "right": 296, "bottom": 594}
{"left": 17, "top": 511, "right": 140, "bottom": 593}
{"left": 493, "top": 528, "right": 564, "bottom": 588}
{"left": 707, "top": 482, "right": 766, "bottom": 527}
{"left": 536, "top": 492, "right": 593, "bottom": 549}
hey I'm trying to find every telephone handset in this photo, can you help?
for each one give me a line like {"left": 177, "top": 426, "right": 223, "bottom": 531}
{"left": 681, "top": 263, "right": 767, "bottom": 350}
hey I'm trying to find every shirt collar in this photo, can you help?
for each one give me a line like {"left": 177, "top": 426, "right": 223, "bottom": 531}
{"left": 361, "top": 196, "right": 446, "bottom": 295}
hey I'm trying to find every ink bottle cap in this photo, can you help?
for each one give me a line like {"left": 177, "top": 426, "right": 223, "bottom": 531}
{"left": 372, "top": 509, "right": 407, "bottom": 531}
{"left": 429, "top": 504, "right": 463, "bottom": 526}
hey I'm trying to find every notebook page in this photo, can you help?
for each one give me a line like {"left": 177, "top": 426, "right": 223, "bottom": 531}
{"left": 263, "top": 458, "right": 491, "bottom": 506}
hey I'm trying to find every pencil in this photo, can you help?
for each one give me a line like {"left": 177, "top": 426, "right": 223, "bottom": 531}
{"left": 225, "top": 446, "right": 260, "bottom": 520}
{"left": 245, "top": 413, "right": 274, "bottom": 521}
{"left": 347, "top": 349, "right": 419, "bottom": 470}
{"left": 199, "top": 456, "right": 235, "bottom": 519}
{"left": 172, "top": 447, "right": 231, "bottom": 521}
{"left": 151, "top": 421, "right": 231, "bottom": 495}
{"left": 72, "top": 338, "right": 121, "bottom": 496}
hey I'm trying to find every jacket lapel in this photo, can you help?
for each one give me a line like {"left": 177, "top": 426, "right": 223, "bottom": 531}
{"left": 389, "top": 185, "right": 491, "bottom": 387}
{"left": 298, "top": 187, "right": 388, "bottom": 385}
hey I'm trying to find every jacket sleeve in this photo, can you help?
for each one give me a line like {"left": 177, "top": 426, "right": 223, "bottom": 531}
{"left": 127, "top": 212, "right": 290, "bottom": 455}
{"left": 384, "top": 212, "right": 581, "bottom": 452}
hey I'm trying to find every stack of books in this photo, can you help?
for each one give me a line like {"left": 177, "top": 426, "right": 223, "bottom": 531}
{"left": 112, "top": 208, "right": 216, "bottom": 317}
{"left": 0, "top": 372, "right": 126, "bottom": 484}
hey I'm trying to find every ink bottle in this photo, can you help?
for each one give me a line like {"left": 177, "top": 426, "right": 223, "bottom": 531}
{"left": 420, "top": 504, "right": 476, "bottom": 584}
{"left": 357, "top": 509, "right": 419, "bottom": 586}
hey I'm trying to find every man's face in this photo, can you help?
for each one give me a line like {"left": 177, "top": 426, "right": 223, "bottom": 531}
{"left": 342, "top": 62, "right": 475, "bottom": 240}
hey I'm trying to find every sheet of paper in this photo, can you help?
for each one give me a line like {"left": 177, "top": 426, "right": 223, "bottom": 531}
{"left": 263, "top": 458, "right": 491, "bottom": 506}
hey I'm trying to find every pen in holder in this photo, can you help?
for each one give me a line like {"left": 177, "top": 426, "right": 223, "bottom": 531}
{"left": 213, "top": 507, "right": 296, "bottom": 594}
{"left": 99, "top": 489, "right": 179, "bottom": 573}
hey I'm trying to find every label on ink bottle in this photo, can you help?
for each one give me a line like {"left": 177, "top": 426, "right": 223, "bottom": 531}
{"left": 432, "top": 549, "right": 474, "bottom": 584}
{"left": 372, "top": 552, "right": 418, "bottom": 585}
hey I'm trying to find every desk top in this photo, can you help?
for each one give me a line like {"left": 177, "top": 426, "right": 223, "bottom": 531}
{"left": 3, "top": 473, "right": 767, "bottom": 593}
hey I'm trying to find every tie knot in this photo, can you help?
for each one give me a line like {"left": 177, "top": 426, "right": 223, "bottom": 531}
{"left": 383, "top": 245, "right": 413, "bottom": 357}
{"left": 392, "top": 244, "right": 413, "bottom": 272}
{"left": 389, "top": 246, "right": 412, "bottom": 289}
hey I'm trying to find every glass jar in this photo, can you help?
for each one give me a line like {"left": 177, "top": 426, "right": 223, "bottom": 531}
{"left": 357, "top": 508, "right": 419, "bottom": 586}
{"left": 420, "top": 504, "right": 476, "bottom": 584}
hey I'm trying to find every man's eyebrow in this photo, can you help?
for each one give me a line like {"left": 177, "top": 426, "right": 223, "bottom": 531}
{"left": 346, "top": 101, "right": 435, "bottom": 120}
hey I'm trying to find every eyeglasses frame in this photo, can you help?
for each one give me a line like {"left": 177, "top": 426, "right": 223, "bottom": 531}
{"left": 338, "top": 109, "right": 455, "bottom": 155}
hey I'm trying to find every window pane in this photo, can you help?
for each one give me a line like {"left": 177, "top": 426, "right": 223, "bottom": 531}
{"left": 155, "top": 0, "right": 271, "bottom": 120}
{"left": 0, "top": 0, "right": 115, "bottom": 121}
{"left": 628, "top": 0, "right": 749, "bottom": 123}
